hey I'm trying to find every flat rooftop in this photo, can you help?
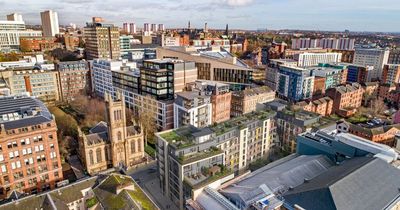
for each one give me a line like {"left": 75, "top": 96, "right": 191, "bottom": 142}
{"left": 0, "top": 95, "right": 53, "bottom": 130}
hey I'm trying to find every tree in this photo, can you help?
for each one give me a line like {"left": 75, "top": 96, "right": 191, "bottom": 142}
{"left": 134, "top": 95, "right": 157, "bottom": 146}
{"left": 370, "top": 98, "right": 387, "bottom": 116}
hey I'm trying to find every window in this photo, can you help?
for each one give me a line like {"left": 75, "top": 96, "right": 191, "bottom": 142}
{"left": 11, "top": 162, "right": 16, "bottom": 169}
{"left": 16, "top": 161, "right": 21, "bottom": 168}
{"left": 96, "top": 148, "right": 102, "bottom": 163}
{"left": 48, "top": 134, "right": 53, "bottom": 140}
{"left": 39, "top": 145, "right": 44, "bottom": 151}
{"left": 26, "top": 138, "right": 30, "bottom": 145}
{"left": 27, "top": 148, "right": 32, "bottom": 154}
{"left": 89, "top": 150, "right": 94, "bottom": 165}
{"left": 9, "top": 152, "right": 14, "bottom": 159}
{"left": 14, "top": 151, "right": 19, "bottom": 158}
{"left": 1, "top": 165, "right": 6, "bottom": 173}
{"left": 22, "top": 149, "right": 26, "bottom": 155}
{"left": 21, "top": 139, "right": 25, "bottom": 145}
{"left": 118, "top": 131, "right": 122, "bottom": 141}
{"left": 0, "top": 154, "right": 3, "bottom": 162}
{"left": 131, "top": 140, "right": 136, "bottom": 154}
{"left": 50, "top": 144, "right": 54, "bottom": 149}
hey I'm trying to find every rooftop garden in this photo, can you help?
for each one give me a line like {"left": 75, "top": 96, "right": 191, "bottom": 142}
{"left": 212, "top": 110, "right": 275, "bottom": 135}
{"left": 178, "top": 147, "right": 223, "bottom": 165}
{"left": 160, "top": 129, "right": 195, "bottom": 149}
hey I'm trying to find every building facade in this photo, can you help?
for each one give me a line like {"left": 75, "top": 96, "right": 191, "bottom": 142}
{"left": 78, "top": 92, "right": 145, "bottom": 174}
{"left": 276, "top": 65, "right": 314, "bottom": 102}
{"left": 156, "top": 47, "right": 253, "bottom": 84}
{"left": 353, "top": 48, "right": 390, "bottom": 81}
{"left": 84, "top": 17, "right": 120, "bottom": 60}
{"left": 56, "top": 60, "right": 90, "bottom": 102}
{"left": 231, "top": 86, "right": 275, "bottom": 117}
{"left": 0, "top": 20, "right": 42, "bottom": 52}
{"left": 174, "top": 91, "right": 212, "bottom": 128}
{"left": 326, "top": 83, "right": 364, "bottom": 117}
{"left": 19, "top": 36, "right": 60, "bottom": 52}
{"left": 295, "top": 52, "right": 342, "bottom": 67}
{"left": 0, "top": 66, "right": 60, "bottom": 103}
{"left": 382, "top": 64, "right": 400, "bottom": 85}
{"left": 156, "top": 110, "right": 276, "bottom": 209}
{"left": 186, "top": 80, "right": 232, "bottom": 124}
{"left": 40, "top": 10, "right": 59, "bottom": 37}
{"left": 0, "top": 95, "right": 63, "bottom": 199}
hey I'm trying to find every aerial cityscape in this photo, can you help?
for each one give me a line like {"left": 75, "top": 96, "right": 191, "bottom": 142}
{"left": 0, "top": 1, "right": 400, "bottom": 210}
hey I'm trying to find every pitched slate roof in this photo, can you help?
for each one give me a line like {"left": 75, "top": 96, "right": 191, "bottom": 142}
{"left": 284, "top": 157, "right": 400, "bottom": 210}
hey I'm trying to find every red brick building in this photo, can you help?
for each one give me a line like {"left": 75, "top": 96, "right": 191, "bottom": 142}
{"left": 0, "top": 95, "right": 63, "bottom": 199}
{"left": 19, "top": 36, "right": 61, "bottom": 52}
{"left": 297, "top": 97, "right": 333, "bottom": 116}
{"left": 326, "top": 83, "right": 364, "bottom": 117}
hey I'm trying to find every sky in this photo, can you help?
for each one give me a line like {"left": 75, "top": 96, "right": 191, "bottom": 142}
{"left": 0, "top": 0, "right": 399, "bottom": 32}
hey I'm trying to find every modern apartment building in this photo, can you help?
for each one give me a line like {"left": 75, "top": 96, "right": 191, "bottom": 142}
{"left": 353, "top": 48, "right": 390, "bottom": 80}
{"left": 156, "top": 46, "right": 254, "bottom": 84}
{"left": 346, "top": 63, "right": 373, "bottom": 84}
{"left": 231, "top": 86, "right": 275, "bottom": 117}
{"left": 382, "top": 64, "right": 400, "bottom": 85}
{"left": 55, "top": 60, "right": 90, "bottom": 102}
{"left": 84, "top": 17, "right": 120, "bottom": 60}
{"left": 186, "top": 80, "right": 232, "bottom": 123}
{"left": 0, "top": 66, "right": 60, "bottom": 103}
{"left": 326, "top": 83, "right": 364, "bottom": 117}
{"left": 156, "top": 110, "right": 276, "bottom": 209}
{"left": 140, "top": 59, "right": 197, "bottom": 100}
{"left": 174, "top": 91, "right": 212, "bottom": 128}
{"left": 0, "top": 95, "right": 63, "bottom": 199}
{"left": 91, "top": 59, "right": 197, "bottom": 130}
{"left": 40, "top": 10, "right": 59, "bottom": 37}
{"left": 276, "top": 65, "right": 315, "bottom": 102}
{"left": 0, "top": 20, "right": 42, "bottom": 52}
{"left": 306, "top": 63, "right": 347, "bottom": 89}
{"left": 295, "top": 52, "right": 342, "bottom": 67}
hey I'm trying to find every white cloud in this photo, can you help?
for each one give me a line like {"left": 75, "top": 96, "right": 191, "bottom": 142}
{"left": 224, "top": 0, "right": 253, "bottom": 6}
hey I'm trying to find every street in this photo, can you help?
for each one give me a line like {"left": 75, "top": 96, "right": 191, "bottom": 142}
{"left": 128, "top": 162, "right": 178, "bottom": 210}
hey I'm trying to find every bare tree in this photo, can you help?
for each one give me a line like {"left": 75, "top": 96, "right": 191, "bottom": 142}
{"left": 370, "top": 98, "right": 387, "bottom": 116}
{"left": 134, "top": 95, "right": 157, "bottom": 146}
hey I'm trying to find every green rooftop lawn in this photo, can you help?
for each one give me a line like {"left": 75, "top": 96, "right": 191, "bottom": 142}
{"left": 160, "top": 130, "right": 183, "bottom": 142}
{"left": 128, "top": 183, "right": 158, "bottom": 210}
{"left": 86, "top": 197, "right": 98, "bottom": 208}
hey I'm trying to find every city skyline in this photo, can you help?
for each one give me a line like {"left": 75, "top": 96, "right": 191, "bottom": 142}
{"left": 0, "top": 0, "right": 399, "bottom": 32}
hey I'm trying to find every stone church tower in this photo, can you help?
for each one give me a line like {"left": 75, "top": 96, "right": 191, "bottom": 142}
{"left": 105, "top": 92, "right": 129, "bottom": 168}
{"left": 79, "top": 91, "right": 145, "bottom": 175}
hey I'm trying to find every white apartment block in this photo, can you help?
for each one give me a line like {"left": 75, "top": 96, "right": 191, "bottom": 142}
{"left": 173, "top": 92, "right": 212, "bottom": 129}
{"left": 295, "top": 52, "right": 342, "bottom": 67}
{"left": 291, "top": 38, "right": 355, "bottom": 50}
{"left": 0, "top": 20, "right": 42, "bottom": 51}
{"left": 354, "top": 48, "right": 390, "bottom": 81}
{"left": 40, "top": 10, "right": 59, "bottom": 37}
